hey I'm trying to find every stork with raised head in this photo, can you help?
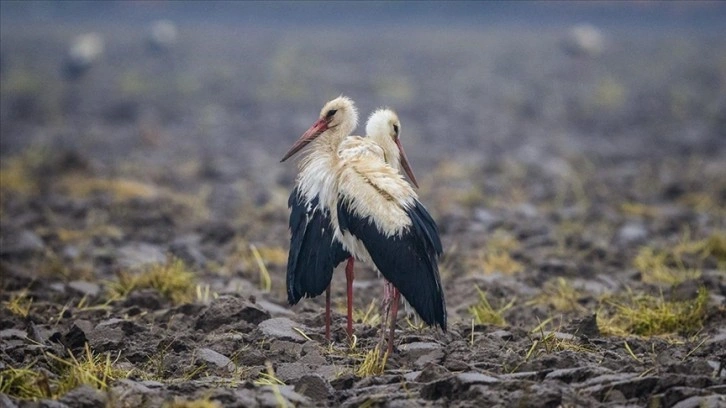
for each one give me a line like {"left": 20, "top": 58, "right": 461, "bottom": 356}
{"left": 334, "top": 109, "right": 446, "bottom": 354}
{"left": 282, "top": 96, "right": 356, "bottom": 341}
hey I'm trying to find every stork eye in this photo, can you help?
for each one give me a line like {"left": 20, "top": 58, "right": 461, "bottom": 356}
{"left": 393, "top": 124, "right": 399, "bottom": 136}
{"left": 326, "top": 109, "right": 337, "bottom": 118}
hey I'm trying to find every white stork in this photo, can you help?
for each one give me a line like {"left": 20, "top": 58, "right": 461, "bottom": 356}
{"left": 281, "top": 96, "right": 357, "bottom": 341}
{"left": 333, "top": 109, "right": 445, "bottom": 354}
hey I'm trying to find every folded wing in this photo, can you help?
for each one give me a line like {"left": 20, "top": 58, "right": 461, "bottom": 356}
{"left": 287, "top": 188, "right": 350, "bottom": 305}
{"left": 335, "top": 155, "right": 446, "bottom": 331}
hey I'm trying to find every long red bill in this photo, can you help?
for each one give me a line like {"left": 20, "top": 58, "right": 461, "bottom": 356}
{"left": 280, "top": 118, "right": 328, "bottom": 162}
{"left": 395, "top": 138, "right": 419, "bottom": 188}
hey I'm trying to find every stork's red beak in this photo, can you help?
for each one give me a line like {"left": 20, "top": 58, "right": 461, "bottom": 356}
{"left": 281, "top": 118, "right": 328, "bottom": 162}
{"left": 395, "top": 138, "right": 419, "bottom": 188}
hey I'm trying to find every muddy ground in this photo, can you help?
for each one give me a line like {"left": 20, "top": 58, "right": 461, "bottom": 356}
{"left": 1, "top": 10, "right": 726, "bottom": 408}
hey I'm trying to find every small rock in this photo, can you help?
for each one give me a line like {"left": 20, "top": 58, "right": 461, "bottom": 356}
{"left": 416, "top": 363, "right": 449, "bottom": 383}
{"left": 299, "top": 349, "right": 326, "bottom": 365}
{"left": 0, "top": 394, "right": 18, "bottom": 408}
{"left": 61, "top": 245, "right": 81, "bottom": 259}
{"left": 330, "top": 374, "right": 356, "bottom": 390}
{"left": 443, "top": 359, "right": 469, "bottom": 372}
{"left": 570, "top": 314, "right": 600, "bottom": 337}
{"left": 415, "top": 349, "right": 444, "bottom": 369}
{"left": 404, "top": 371, "right": 421, "bottom": 382}
{"left": 196, "top": 348, "right": 232, "bottom": 370}
{"left": 257, "top": 299, "right": 295, "bottom": 316}
{"left": 1, "top": 230, "right": 45, "bottom": 256}
{"left": 169, "top": 235, "right": 206, "bottom": 266}
{"left": 403, "top": 342, "right": 441, "bottom": 354}
{"left": 117, "top": 243, "right": 166, "bottom": 269}
{"left": 85, "top": 322, "right": 123, "bottom": 351}
{"left": 269, "top": 340, "right": 303, "bottom": 356}
{"left": 59, "top": 385, "right": 107, "bottom": 408}
{"left": 707, "top": 361, "right": 725, "bottom": 378}
{"left": 29, "top": 400, "right": 69, "bottom": 408}
{"left": 294, "top": 374, "right": 334, "bottom": 402}
{"left": 580, "top": 374, "right": 658, "bottom": 400}
{"left": 515, "top": 203, "right": 538, "bottom": 218}
{"left": 617, "top": 223, "right": 648, "bottom": 244}
{"left": 195, "top": 296, "right": 270, "bottom": 331}
{"left": 238, "top": 349, "right": 266, "bottom": 366}
{"left": 63, "top": 33, "right": 104, "bottom": 80}
{"left": 257, "top": 385, "right": 309, "bottom": 407}
{"left": 258, "top": 318, "right": 308, "bottom": 342}
{"left": 456, "top": 372, "right": 499, "bottom": 385}
{"left": 67, "top": 281, "right": 100, "bottom": 297}
{"left": 672, "top": 395, "right": 725, "bottom": 408}
{"left": 489, "top": 330, "right": 514, "bottom": 340}
{"left": 545, "top": 366, "right": 611, "bottom": 383}
{"left": 0, "top": 329, "right": 27, "bottom": 339}
{"left": 421, "top": 371, "right": 499, "bottom": 400}
{"left": 123, "top": 289, "right": 164, "bottom": 309}
{"left": 562, "top": 24, "right": 605, "bottom": 57}
{"left": 474, "top": 208, "right": 498, "bottom": 229}
{"left": 538, "top": 331, "right": 577, "bottom": 342}
{"left": 312, "top": 365, "right": 338, "bottom": 381}
{"left": 277, "top": 363, "right": 309, "bottom": 382}
{"left": 661, "top": 387, "right": 709, "bottom": 408}
{"left": 147, "top": 19, "right": 178, "bottom": 52}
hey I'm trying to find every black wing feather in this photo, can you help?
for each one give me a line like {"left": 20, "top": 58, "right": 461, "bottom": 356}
{"left": 337, "top": 197, "right": 446, "bottom": 331}
{"left": 287, "top": 188, "right": 349, "bottom": 305}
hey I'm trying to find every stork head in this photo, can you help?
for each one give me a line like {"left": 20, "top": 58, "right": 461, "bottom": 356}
{"left": 281, "top": 96, "right": 358, "bottom": 162}
{"left": 366, "top": 108, "right": 419, "bottom": 188}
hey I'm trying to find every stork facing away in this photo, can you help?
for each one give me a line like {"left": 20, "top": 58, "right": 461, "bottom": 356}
{"left": 282, "top": 97, "right": 446, "bottom": 354}
{"left": 334, "top": 109, "right": 445, "bottom": 354}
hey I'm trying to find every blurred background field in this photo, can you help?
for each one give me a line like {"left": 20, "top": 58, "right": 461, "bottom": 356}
{"left": 1, "top": 1, "right": 725, "bottom": 407}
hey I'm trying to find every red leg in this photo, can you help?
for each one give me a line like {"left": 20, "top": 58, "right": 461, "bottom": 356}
{"left": 379, "top": 280, "right": 394, "bottom": 351}
{"left": 325, "top": 285, "right": 331, "bottom": 341}
{"left": 387, "top": 288, "right": 400, "bottom": 355}
{"left": 345, "top": 257, "right": 355, "bottom": 339}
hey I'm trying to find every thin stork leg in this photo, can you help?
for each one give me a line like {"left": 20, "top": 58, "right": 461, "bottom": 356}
{"left": 345, "top": 257, "right": 355, "bottom": 339}
{"left": 378, "top": 280, "right": 395, "bottom": 351}
{"left": 325, "top": 285, "right": 331, "bottom": 341}
{"left": 386, "top": 288, "right": 401, "bottom": 355}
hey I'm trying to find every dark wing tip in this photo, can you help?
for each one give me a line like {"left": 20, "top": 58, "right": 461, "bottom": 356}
{"left": 287, "top": 190, "right": 349, "bottom": 305}
{"left": 338, "top": 197, "right": 446, "bottom": 331}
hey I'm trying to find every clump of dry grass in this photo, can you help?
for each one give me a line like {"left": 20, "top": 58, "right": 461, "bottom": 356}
{"left": 163, "top": 399, "right": 222, "bottom": 408}
{"left": 253, "top": 362, "right": 288, "bottom": 408}
{"left": 352, "top": 299, "right": 381, "bottom": 327}
{"left": 473, "top": 229, "right": 523, "bottom": 275}
{"left": 3, "top": 290, "right": 33, "bottom": 317}
{"left": 634, "top": 231, "right": 725, "bottom": 285}
{"left": 0, "top": 344, "right": 129, "bottom": 401}
{"left": 598, "top": 287, "right": 709, "bottom": 337}
{"left": 620, "top": 202, "right": 660, "bottom": 218}
{"left": 109, "top": 258, "right": 197, "bottom": 304}
{"left": 469, "top": 287, "right": 515, "bottom": 326}
{"left": 634, "top": 247, "right": 701, "bottom": 285}
{"left": 528, "top": 277, "right": 586, "bottom": 313}
{"left": 356, "top": 347, "right": 388, "bottom": 377}
{"left": 221, "top": 238, "right": 286, "bottom": 291}
{"left": 58, "top": 175, "right": 159, "bottom": 201}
